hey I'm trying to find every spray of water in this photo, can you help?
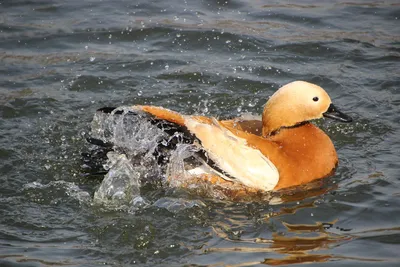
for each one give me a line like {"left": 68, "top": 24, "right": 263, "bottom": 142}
{"left": 89, "top": 106, "right": 203, "bottom": 209}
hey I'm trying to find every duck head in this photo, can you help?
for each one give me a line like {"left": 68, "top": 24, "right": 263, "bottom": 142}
{"left": 262, "top": 81, "right": 352, "bottom": 136}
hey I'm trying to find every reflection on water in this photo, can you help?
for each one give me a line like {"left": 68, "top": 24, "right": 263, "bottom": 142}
{"left": 208, "top": 206, "right": 387, "bottom": 266}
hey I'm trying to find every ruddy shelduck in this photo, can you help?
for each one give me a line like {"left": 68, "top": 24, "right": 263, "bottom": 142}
{"left": 96, "top": 81, "right": 352, "bottom": 192}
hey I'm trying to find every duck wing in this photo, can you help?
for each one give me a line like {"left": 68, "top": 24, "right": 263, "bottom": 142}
{"left": 134, "top": 105, "right": 279, "bottom": 191}
{"left": 221, "top": 118, "right": 263, "bottom": 136}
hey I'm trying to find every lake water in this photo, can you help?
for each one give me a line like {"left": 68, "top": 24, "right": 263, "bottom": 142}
{"left": 1, "top": 0, "right": 399, "bottom": 266}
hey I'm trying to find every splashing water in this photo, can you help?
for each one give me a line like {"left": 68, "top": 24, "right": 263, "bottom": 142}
{"left": 166, "top": 143, "right": 201, "bottom": 187}
{"left": 90, "top": 106, "right": 167, "bottom": 157}
{"left": 93, "top": 152, "right": 142, "bottom": 206}
{"left": 88, "top": 106, "right": 201, "bottom": 208}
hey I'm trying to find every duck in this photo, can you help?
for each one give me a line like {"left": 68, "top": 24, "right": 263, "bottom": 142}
{"left": 91, "top": 81, "right": 352, "bottom": 194}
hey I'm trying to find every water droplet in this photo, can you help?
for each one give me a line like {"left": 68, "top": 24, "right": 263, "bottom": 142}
{"left": 226, "top": 40, "right": 231, "bottom": 44}
{"left": 137, "top": 90, "right": 143, "bottom": 96}
{"left": 165, "top": 64, "right": 169, "bottom": 70}
{"left": 90, "top": 57, "right": 95, "bottom": 62}
{"left": 248, "top": 101, "right": 256, "bottom": 107}
{"left": 85, "top": 45, "right": 88, "bottom": 50}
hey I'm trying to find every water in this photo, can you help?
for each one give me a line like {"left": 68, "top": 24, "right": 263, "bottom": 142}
{"left": 1, "top": 0, "right": 399, "bottom": 266}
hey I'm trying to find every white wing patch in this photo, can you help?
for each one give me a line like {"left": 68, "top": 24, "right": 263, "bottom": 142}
{"left": 184, "top": 117, "right": 279, "bottom": 191}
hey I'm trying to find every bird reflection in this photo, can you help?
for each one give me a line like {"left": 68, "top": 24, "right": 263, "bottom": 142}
{"left": 209, "top": 217, "right": 352, "bottom": 266}
{"left": 205, "top": 183, "right": 358, "bottom": 266}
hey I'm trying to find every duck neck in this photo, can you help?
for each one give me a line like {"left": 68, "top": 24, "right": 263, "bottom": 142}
{"left": 261, "top": 114, "right": 289, "bottom": 137}
{"left": 261, "top": 109, "right": 309, "bottom": 137}
{"left": 261, "top": 104, "right": 294, "bottom": 137}
{"left": 268, "top": 121, "right": 310, "bottom": 136}
{"left": 261, "top": 112, "right": 278, "bottom": 137}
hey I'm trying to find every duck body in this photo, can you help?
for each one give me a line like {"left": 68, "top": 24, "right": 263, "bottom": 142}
{"left": 88, "top": 81, "right": 351, "bottom": 193}
{"left": 217, "top": 118, "right": 338, "bottom": 189}
{"left": 254, "top": 123, "right": 338, "bottom": 190}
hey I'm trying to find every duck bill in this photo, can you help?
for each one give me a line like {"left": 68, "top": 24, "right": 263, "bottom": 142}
{"left": 323, "top": 104, "right": 352, "bottom": 122}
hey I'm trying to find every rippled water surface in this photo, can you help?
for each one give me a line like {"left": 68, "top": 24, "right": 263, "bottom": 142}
{"left": 1, "top": 0, "right": 400, "bottom": 266}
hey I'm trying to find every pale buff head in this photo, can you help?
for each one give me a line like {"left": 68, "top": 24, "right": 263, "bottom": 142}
{"left": 262, "top": 81, "right": 333, "bottom": 136}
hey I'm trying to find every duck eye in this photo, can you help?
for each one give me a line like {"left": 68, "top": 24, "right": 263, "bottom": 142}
{"left": 313, "top": 96, "right": 319, "bottom": 102}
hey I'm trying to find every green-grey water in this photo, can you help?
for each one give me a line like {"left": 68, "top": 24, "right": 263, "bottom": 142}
{"left": 1, "top": 0, "right": 399, "bottom": 266}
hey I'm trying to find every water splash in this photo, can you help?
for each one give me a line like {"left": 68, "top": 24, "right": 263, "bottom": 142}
{"left": 88, "top": 106, "right": 203, "bottom": 209}
{"left": 90, "top": 106, "right": 168, "bottom": 158}
{"left": 93, "top": 152, "right": 142, "bottom": 205}
{"left": 166, "top": 143, "right": 200, "bottom": 187}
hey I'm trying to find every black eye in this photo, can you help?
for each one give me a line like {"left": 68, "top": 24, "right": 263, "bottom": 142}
{"left": 313, "top": 96, "right": 319, "bottom": 102}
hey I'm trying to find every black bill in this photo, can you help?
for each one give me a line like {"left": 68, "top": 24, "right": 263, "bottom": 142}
{"left": 323, "top": 104, "right": 352, "bottom": 122}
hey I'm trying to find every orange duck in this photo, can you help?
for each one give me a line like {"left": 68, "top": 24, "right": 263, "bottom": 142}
{"left": 96, "top": 81, "right": 352, "bottom": 193}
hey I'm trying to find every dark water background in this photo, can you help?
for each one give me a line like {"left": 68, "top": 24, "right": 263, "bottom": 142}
{"left": 1, "top": 0, "right": 400, "bottom": 266}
